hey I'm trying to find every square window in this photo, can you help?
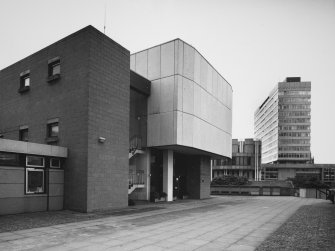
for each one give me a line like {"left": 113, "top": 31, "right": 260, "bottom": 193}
{"left": 18, "top": 73, "right": 30, "bottom": 93}
{"left": 50, "top": 158, "right": 61, "bottom": 168}
{"left": 26, "top": 156, "right": 45, "bottom": 167}
{"left": 49, "top": 61, "right": 60, "bottom": 76}
{"left": 23, "top": 76, "right": 30, "bottom": 87}
{"left": 48, "top": 59, "right": 61, "bottom": 82}
{"left": 46, "top": 121, "right": 59, "bottom": 144}
{"left": 48, "top": 122, "right": 59, "bottom": 137}
{"left": 26, "top": 168, "right": 44, "bottom": 194}
{"left": 19, "top": 128, "right": 28, "bottom": 142}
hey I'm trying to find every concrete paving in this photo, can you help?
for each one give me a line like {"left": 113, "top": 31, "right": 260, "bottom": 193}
{"left": 0, "top": 196, "right": 325, "bottom": 251}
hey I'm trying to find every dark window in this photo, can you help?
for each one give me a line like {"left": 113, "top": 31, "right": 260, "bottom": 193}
{"left": 46, "top": 122, "right": 59, "bottom": 144}
{"left": 26, "top": 168, "right": 44, "bottom": 194}
{"left": 0, "top": 152, "right": 20, "bottom": 166}
{"left": 232, "top": 157, "right": 236, "bottom": 165}
{"left": 19, "top": 128, "right": 28, "bottom": 142}
{"left": 48, "top": 60, "right": 60, "bottom": 75}
{"left": 22, "top": 75, "right": 30, "bottom": 87}
{"left": 48, "top": 122, "right": 59, "bottom": 137}
{"left": 47, "top": 58, "right": 61, "bottom": 82}
{"left": 50, "top": 158, "right": 61, "bottom": 168}
{"left": 18, "top": 73, "right": 30, "bottom": 93}
{"left": 26, "top": 156, "right": 45, "bottom": 167}
{"left": 247, "top": 157, "right": 251, "bottom": 166}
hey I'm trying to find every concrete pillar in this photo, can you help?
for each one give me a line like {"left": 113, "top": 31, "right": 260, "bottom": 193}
{"left": 210, "top": 159, "right": 213, "bottom": 181}
{"left": 163, "top": 150, "right": 173, "bottom": 202}
{"left": 199, "top": 156, "right": 211, "bottom": 199}
{"left": 145, "top": 150, "right": 151, "bottom": 201}
{"left": 239, "top": 170, "right": 243, "bottom": 177}
{"left": 255, "top": 141, "right": 259, "bottom": 181}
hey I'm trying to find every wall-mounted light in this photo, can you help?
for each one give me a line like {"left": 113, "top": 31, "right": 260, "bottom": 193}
{"left": 98, "top": 137, "right": 106, "bottom": 143}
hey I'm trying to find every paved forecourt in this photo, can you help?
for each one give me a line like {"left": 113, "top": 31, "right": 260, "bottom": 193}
{"left": 0, "top": 196, "right": 325, "bottom": 251}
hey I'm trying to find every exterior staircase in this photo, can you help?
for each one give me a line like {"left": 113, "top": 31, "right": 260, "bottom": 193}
{"left": 129, "top": 149, "right": 145, "bottom": 159}
{"left": 129, "top": 135, "right": 144, "bottom": 159}
{"left": 128, "top": 183, "right": 145, "bottom": 194}
{"left": 128, "top": 170, "right": 145, "bottom": 194}
{"left": 128, "top": 136, "right": 146, "bottom": 194}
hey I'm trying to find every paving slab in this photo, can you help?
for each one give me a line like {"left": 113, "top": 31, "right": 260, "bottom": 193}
{"left": 0, "top": 196, "right": 327, "bottom": 250}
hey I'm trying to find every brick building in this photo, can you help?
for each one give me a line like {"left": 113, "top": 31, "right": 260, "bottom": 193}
{"left": 0, "top": 26, "right": 233, "bottom": 214}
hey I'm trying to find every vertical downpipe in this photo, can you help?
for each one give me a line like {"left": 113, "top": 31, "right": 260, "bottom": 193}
{"left": 46, "top": 165, "right": 50, "bottom": 211}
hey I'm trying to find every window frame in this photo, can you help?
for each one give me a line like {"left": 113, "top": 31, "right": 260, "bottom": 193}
{"left": 50, "top": 158, "right": 61, "bottom": 168}
{"left": 49, "top": 60, "right": 60, "bottom": 76}
{"left": 47, "top": 122, "right": 59, "bottom": 138}
{"left": 19, "top": 128, "right": 29, "bottom": 142}
{"left": 25, "top": 168, "right": 45, "bottom": 194}
{"left": 22, "top": 75, "right": 30, "bottom": 87}
{"left": 46, "top": 119, "right": 59, "bottom": 144}
{"left": 18, "top": 70, "right": 31, "bottom": 93}
{"left": 47, "top": 57, "right": 61, "bottom": 82}
{"left": 0, "top": 152, "right": 21, "bottom": 166}
{"left": 26, "top": 155, "right": 45, "bottom": 168}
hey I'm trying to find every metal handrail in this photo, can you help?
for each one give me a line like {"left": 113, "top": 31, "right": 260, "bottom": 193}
{"left": 129, "top": 170, "right": 144, "bottom": 188}
{"left": 316, "top": 187, "right": 334, "bottom": 203}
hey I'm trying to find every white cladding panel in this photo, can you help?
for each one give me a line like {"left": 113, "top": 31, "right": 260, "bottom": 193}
{"left": 131, "top": 39, "right": 232, "bottom": 157}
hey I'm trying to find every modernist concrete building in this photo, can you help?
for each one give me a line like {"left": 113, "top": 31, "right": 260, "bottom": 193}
{"left": 0, "top": 26, "right": 233, "bottom": 214}
{"left": 212, "top": 139, "right": 261, "bottom": 181}
{"left": 255, "top": 77, "right": 311, "bottom": 164}
{"left": 262, "top": 163, "right": 335, "bottom": 184}
{"left": 254, "top": 78, "right": 335, "bottom": 183}
{"left": 129, "top": 39, "right": 232, "bottom": 202}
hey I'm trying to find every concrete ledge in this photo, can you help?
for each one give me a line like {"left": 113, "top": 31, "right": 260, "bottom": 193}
{"left": 0, "top": 139, "right": 68, "bottom": 158}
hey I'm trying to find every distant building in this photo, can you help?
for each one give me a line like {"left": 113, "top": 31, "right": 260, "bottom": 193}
{"left": 262, "top": 163, "right": 335, "bottom": 184}
{"left": 255, "top": 78, "right": 335, "bottom": 184}
{"left": 212, "top": 138, "right": 262, "bottom": 181}
{"left": 254, "top": 77, "right": 311, "bottom": 164}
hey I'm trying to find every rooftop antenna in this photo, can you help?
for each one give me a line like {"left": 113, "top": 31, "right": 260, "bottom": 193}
{"left": 103, "top": 3, "right": 107, "bottom": 34}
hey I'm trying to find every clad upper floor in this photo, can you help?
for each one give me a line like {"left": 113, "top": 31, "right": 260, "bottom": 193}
{"left": 131, "top": 39, "right": 233, "bottom": 157}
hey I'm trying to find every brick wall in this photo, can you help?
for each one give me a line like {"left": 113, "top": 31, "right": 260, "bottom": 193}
{"left": 0, "top": 26, "right": 130, "bottom": 212}
{"left": 86, "top": 28, "right": 130, "bottom": 211}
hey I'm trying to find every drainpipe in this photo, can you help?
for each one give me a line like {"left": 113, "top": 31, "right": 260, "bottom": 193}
{"left": 46, "top": 166, "right": 50, "bottom": 211}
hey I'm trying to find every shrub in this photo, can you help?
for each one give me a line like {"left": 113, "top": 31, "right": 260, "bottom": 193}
{"left": 211, "top": 175, "right": 249, "bottom": 186}
{"left": 287, "top": 176, "right": 329, "bottom": 189}
{"left": 150, "top": 191, "right": 160, "bottom": 202}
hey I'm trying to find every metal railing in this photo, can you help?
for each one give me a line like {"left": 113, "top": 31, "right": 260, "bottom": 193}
{"left": 129, "top": 170, "right": 145, "bottom": 188}
{"left": 129, "top": 135, "right": 142, "bottom": 154}
{"left": 316, "top": 187, "right": 334, "bottom": 203}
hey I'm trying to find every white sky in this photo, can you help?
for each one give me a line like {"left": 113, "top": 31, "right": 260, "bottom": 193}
{"left": 1, "top": 0, "right": 335, "bottom": 163}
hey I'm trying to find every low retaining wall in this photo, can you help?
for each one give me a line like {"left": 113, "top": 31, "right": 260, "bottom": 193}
{"left": 211, "top": 185, "right": 296, "bottom": 196}
{"left": 299, "top": 188, "right": 327, "bottom": 199}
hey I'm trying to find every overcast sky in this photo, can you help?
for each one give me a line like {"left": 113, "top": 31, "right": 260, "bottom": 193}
{"left": 1, "top": 0, "right": 335, "bottom": 163}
